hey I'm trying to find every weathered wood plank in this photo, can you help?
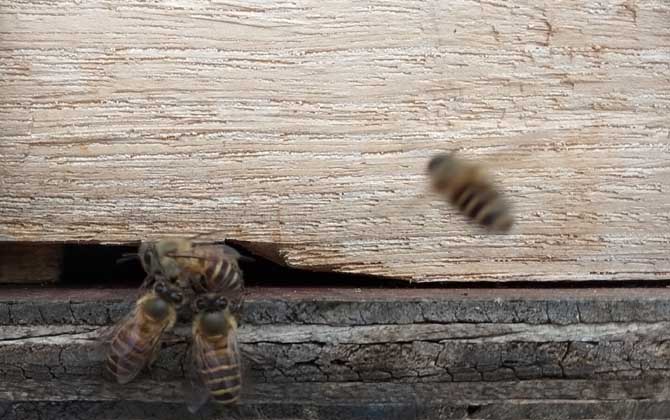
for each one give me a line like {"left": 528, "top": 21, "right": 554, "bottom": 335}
{"left": 1, "top": 1, "right": 669, "bottom": 282}
{"left": 0, "top": 244, "right": 63, "bottom": 284}
{"left": 3, "top": 287, "right": 670, "bottom": 385}
{"left": 5, "top": 287, "right": 670, "bottom": 325}
{"left": 1, "top": 379, "right": 670, "bottom": 420}
{"left": 4, "top": 323, "right": 670, "bottom": 383}
{"left": 3, "top": 287, "right": 670, "bottom": 418}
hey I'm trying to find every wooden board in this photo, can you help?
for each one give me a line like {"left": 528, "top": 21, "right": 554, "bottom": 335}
{"left": 2, "top": 379, "right": 670, "bottom": 420}
{"left": 0, "top": 244, "right": 62, "bottom": 284}
{"left": 2, "top": 287, "right": 670, "bottom": 419}
{"left": 0, "top": 0, "right": 669, "bottom": 282}
{"left": 3, "top": 287, "right": 670, "bottom": 384}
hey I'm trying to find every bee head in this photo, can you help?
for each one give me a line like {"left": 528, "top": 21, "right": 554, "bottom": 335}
{"left": 193, "top": 294, "right": 228, "bottom": 313}
{"left": 213, "top": 296, "right": 229, "bottom": 311}
{"left": 427, "top": 153, "right": 457, "bottom": 174}
{"left": 153, "top": 281, "right": 184, "bottom": 305}
{"left": 143, "top": 239, "right": 195, "bottom": 283}
{"left": 138, "top": 242, "right": 159, "bottom": 274}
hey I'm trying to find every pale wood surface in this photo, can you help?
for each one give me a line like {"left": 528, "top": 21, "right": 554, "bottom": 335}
{"left": 1, "top": 0, "right": 669, "bottom": 282}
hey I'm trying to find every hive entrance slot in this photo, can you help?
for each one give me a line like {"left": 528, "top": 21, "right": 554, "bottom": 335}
{"left": 3, "top": 242, "right": 670, "bottom": 289}
{"left": 8, "top": 242, "right": 404, "bottom": 288}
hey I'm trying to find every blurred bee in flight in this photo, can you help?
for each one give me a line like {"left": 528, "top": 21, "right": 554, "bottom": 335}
{"left": 104, "top": 280, "right": 184, "bottom": 384}
{"left": 427, "top": 152, "right": 514, "bottom": 232}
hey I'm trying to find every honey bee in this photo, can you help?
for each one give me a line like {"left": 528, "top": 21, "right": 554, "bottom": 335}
{"left": 138, "top": 239, "right": 245, "bottom": 314}
{"left": 104, "top": 281, "right": 184, "bottom": 384}
{"left": 175, "top": 243, "right": 244, "bottom": 312}
{"left": 137, "top": 239, "right": 196, "bottom": 290}
{"left": 187, "top": 294, "right": 242, "bottom": 413}
{"left": 427, "top": 152, "right": 514, "bottom": 232}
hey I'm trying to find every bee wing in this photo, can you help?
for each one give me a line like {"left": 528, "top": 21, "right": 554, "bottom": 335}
{"left": 91, "top": 323, "right": 117, "bottom": 366}
{"left": 370, "top": 186, "right": 432, "bottom": 221}
{"left": 185, "top": 340, "right": 211, "bottom": 414}
{"left": 219, "top": 244, "right": 242, "bottom": 258}
{"left": 104, "top": 305, "right": 169, "bottom": 385}
{"left": 230, "top": 298, "right": 244, "bottom": 323}
{"left": 187, "top": 326, "right": 242, "bottom": 413}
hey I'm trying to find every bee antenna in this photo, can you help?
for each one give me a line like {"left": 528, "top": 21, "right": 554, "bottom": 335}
{"left": 188, "top": 229, "right": 230, "bottom": 242}
{"left": 169, "top": 253, "right": 210, "bottom": 260}
{"left": 116, "top": 253, "right": 139, "bottom": 264}
{"left": 238, "top": 255, "right": 256, "bottom": 263}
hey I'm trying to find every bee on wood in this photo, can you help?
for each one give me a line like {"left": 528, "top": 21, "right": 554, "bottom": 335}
{"left": 104, "top": 281, "right": 184, "bottom": 384}
{"left": 175, "top": 243, "right": 244, "bottom": 313}
{"left": 187, "top": 293, "right": 242, "bottom": 413}
{"left": 138, "top": 239, "right": 245, "bottom": 315}
{"left": 427, "top": 152, "right": 514, "bottom": 232}
{"left": 137, "top": 239, "right": 196, "bottom": 290}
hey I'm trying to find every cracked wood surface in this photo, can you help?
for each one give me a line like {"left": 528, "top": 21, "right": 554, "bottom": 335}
{"left": 2, "top": 379, "right": 670, "bottom": 420}
{"left": 1, "top": 0, "right": 669, "bottom": 282}
{"left": 3, "top": 287, "right": 670, "bottom": 418}
{"left": 0, "top": 287, "right": 670, "bottom": 420}
{"left": 2, "top": 288, "right": 670, "bottom": 386}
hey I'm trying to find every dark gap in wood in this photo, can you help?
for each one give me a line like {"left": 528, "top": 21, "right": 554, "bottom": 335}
{"left": 4, "top": 242, "right": 670, "bottom": 289}
{"left": 233, "top": 243, "right": 410, "bottom": 288}
{"left": 4, "top": 285, "right": 670, "bottom": 302}
{"left": 60, "top": 244, "right": 143, "bottom": 287}
{"left": 57, "top": 242, "right": 408, "bottom": 288}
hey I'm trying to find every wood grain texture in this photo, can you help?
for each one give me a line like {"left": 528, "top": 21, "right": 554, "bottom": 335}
{"left": 0, "top": 244, "right": 63, "bottom": 283}
{"left": 3, "top": 287, "right": 670, "bottom": 385}
{"left": 2, "top": 379, "right": 670, "bottom": 420}
{"left": 3, "top": 288, "right": 670, "bottom": 419}
{"left": 0, "top": 0, "right": 669, "bottom": 282}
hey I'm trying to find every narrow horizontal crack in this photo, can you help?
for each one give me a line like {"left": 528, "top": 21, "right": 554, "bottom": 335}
{"left": 0, "top": 328, "right": 98, "bottom": 343}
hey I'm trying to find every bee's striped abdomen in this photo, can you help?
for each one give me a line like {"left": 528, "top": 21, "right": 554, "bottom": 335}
{"left": 104, "top": 291, "right": 175, "bottom": 386}
{"left": 201, "top": 342, "right": 242, "bottom": 404}
{"left": 106, "top": 327, "right": 153, "bottom": 383}
{"left": 429, "top": 153, "right": 514, "bottom": 232}
{"left": 462, "top": 188, "right": 497, "bottom": 220}
{"left": 221, "top": 265, "right": 243, "bottom": 293}
{"left": 452, "top": 183, "right": 511, "bottom": 232}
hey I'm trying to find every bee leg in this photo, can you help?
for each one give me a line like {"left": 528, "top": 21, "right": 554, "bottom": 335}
{"left": 139, "top": 274, "right": 157, "bottom": 294}
{"left": 242, "top": 349, "right": 266, "bottom": 366}
{"left": 195, "top": 274, "right": 208, "bottom": 294}
{"left": 252, "top": 406, "right": 269, "bottom": 420}
{"left": 145, "top": 349, "right": 170, "bottom": 382}
{"left": 147, "top": 340, "right": 164, "bottom": 369}
{"left": 159, "top": 332, "right": 184, "bottom": 346}
{"left": 215, "top": 404, "right": 243, "bottom": 419}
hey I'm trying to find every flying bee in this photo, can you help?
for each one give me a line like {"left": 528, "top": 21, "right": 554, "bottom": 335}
{"left": 427, "top": 152, "right": 514, "bottom": 232}
{"left": 104, "top": 281, "right": 184, "bottom": 384}
{"left": 187, "top": 294, "right": 242, "bottom": 413}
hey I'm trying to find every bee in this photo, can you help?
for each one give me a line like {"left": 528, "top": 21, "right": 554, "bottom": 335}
{"left": 427, "top": 152, "right": 514, "bottom": 232}
{"left": 137, "top": 238, "right": 196, "bottom": 290}
{"left": 104, "top": 281, "right": 184, "bottom": 384}
{"left": 138, "top": 239, "right": 245, "bottom": 315}
{"left": 187, "top": 294, "right": 242, "bottom": 413}
{"left": 175, "top": 243, "right": 244, "bottom": 312}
